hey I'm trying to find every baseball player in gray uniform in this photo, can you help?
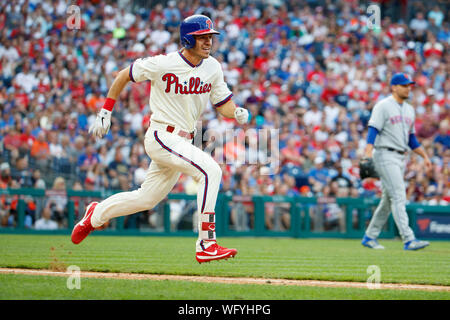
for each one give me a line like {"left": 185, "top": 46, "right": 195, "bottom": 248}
{"left": 361, "top": 73, "right": 432, "bottom": 250}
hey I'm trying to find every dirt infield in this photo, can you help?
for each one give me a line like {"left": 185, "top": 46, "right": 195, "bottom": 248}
{"left": 1, "top": 268, "right": 449, "bottom": 292}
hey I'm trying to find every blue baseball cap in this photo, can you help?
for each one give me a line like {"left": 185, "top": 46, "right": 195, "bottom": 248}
{"left": 390, "top": 73, "right": 415, "bottom": 86}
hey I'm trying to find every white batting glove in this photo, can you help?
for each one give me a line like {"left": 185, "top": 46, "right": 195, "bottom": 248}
{"left": 89, "top": 108, "right": 111, "bottom": 138}
{"left": 234, "top": 107, "right": 249, "bottom": 124}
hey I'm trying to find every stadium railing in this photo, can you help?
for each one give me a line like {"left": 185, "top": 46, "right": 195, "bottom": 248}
{"left": 0, "top": 189, "right": 448, "bottom": 240}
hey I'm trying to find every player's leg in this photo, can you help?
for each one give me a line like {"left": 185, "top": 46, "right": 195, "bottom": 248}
{"left": 364, "top": 182, "right": 391, "bottom": 241}
{"left": 396, "top": 156, "right": 429, "bottom": 250}
{"left": 71, "top": 159, "right": 180, "bottom": 244}
{"left": 90, "top": 161, "right": 181, "bottom": 227}
{"left": 149, "top": 130, "right": 236, "bottom": 262}
{"left": 362, "top": 152, "right": 392, "bottom": 248}
{"left": 374, "top": 152, "right": 415, "bottom": 243}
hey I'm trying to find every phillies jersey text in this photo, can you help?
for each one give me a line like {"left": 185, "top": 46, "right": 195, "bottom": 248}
{"left": 130, "top": 51, "right": 233, "bottom": 132}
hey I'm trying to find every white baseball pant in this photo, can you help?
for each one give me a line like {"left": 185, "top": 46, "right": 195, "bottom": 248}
{"left": 90, "top": 121, "right": 222, "bottom": 246}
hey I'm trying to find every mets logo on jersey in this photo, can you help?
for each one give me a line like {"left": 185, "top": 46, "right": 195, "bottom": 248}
{"left": 162, "top": 73, "right": 212, "bottom": 94}
{"left": 389, "top": 115, "right": 413, "bottom": 125}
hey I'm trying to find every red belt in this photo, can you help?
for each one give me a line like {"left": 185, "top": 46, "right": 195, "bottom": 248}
{"left": 166, "top": 125, "right": 194, "bottom": 139}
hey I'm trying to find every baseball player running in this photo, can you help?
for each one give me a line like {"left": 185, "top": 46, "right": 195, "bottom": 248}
{"left": 71, "top": 15, "right": 249, "bottom": 263}
{"left": 361, "top": 73, "right": 432, "bottom": 250}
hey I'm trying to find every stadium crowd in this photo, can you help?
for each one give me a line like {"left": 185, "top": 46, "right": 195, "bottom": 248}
{"left": 0, "top": 0, "right": 448, "bottom": 230}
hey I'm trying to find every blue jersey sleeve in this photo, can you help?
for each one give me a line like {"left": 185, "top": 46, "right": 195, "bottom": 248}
{"left": 367, "top": 126, "right": 379, "bottom": 144}
{"left": 408, "top": 133, "right": 421, "bottom": 150}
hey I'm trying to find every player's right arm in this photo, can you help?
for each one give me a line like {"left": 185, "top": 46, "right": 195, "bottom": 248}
{"left": 364, "top": 126, "right": 378, "bottom": 158}
{"left": 89, "top": 66, "right": 132, "bottom": 138}
{"left": 107, "top": 66, "right": 132, "bottom": 100}
{"left": 363, "top": 102, "right": 385, "bottom": 158}
{"left": 89, "top": 56, "right": 161, "bottom": 138}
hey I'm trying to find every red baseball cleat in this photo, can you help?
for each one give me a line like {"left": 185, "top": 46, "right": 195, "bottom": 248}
{"left": 196, "top": 240, "right": 237, "bottom": 263}
{"left": 71, "top": 202, "right": 98, "bottom": 244}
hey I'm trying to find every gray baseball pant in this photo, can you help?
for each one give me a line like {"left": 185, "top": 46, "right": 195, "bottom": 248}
{"left": 365, "top": 149, "right": 415, "bottom": 243}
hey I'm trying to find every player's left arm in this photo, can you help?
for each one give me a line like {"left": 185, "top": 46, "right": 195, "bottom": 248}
{"left": 409, "top": 133, "right": 432, "bottom": 172}
{"left": 211, "top": 62, "right": 249, "bottom": 124}
{"left": 409, "top": 109, "right": 432, "bottom": 172}
{"left": 215, "top": 99, "right": 236, "bottom": 118}
{"left": 216, "top": 100, "right": 249, "bottom": 124}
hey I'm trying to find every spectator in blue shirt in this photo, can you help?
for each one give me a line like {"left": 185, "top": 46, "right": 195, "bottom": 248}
{"left": 77, "top": 145, "right": 100, "bottom": 182}
{"left": 308, "top": 157, "right": 331, "bottom": 193}
{"left": 434, "top": 120, "right": 450, "bottom": 150}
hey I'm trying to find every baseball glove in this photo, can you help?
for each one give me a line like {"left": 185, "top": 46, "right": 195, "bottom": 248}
{"left": 359, "top": 157, "right": 379, "bottom": 179}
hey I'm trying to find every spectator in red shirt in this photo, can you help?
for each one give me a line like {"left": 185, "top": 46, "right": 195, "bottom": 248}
{"left": 281, "top": 137, "right": 304, "bottom": 167}
{"left": 18, "top": 124, "right": 35, "bottom": 152}
{"left": 3, "top": 127, "right": 21, "bottom": 153}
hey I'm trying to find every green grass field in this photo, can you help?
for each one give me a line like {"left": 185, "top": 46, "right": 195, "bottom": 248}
{"left": 0, "top": 234, "right": 449, "bottom": 300}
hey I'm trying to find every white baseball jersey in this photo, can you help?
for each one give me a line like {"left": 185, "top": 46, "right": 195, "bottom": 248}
{"left": 368, "top": 95, "right": 416, "bottom": 151}
{"left": 129, "top": 50, "right": 233, "bottom": 132}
